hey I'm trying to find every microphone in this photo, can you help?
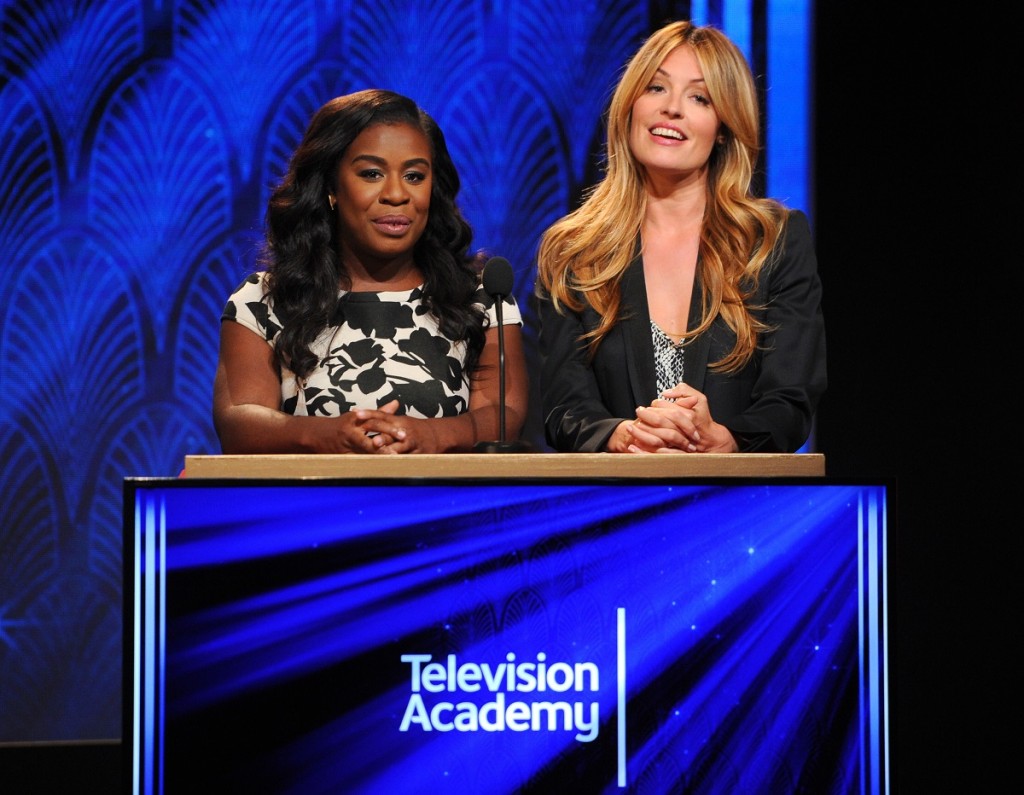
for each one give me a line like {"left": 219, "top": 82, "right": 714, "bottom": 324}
{"left": 482, "top": 255, "right": 514, "bottom": 298}
{"left": 473, "top": 257, "right": 534, "bottom": 453}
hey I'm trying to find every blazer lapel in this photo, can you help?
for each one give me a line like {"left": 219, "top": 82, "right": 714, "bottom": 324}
{"left": 684, "top": 267, "right": 712, "bottom": 392}
{"left": 621, "top": 246, "right": 657, "bottom": 404}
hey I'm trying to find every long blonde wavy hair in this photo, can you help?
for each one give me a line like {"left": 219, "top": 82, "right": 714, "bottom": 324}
{"left": 536, "top": 20, "right": 788, "bottom": 373}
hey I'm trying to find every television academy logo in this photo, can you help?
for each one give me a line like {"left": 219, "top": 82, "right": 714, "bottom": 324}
{"left": 399, "top": 652, "right": 601, "bottom": 742}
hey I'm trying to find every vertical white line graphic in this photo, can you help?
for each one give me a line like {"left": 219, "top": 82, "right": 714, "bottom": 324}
{"left": 617, "top": 607, "right": 627, "bottom": 787}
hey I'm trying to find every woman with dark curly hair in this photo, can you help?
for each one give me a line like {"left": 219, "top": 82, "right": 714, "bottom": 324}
{"left": 214, "top": 89, "right": 527, "bottom": 453}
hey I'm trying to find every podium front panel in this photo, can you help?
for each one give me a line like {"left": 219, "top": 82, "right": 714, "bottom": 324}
{"left": 124, "top": 476, "right": 891, "bottom": 794}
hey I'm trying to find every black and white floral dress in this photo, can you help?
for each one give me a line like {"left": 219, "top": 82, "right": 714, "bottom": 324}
{"left": 222, "top": 272, "right": 522, "bottom": 418}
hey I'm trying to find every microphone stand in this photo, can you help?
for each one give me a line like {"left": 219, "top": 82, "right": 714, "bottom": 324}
{"left": 473, "top": 283, "right": 535, "bottom": 454}
{"left": 497, "top": 293, "right": 507, "bottom": 442}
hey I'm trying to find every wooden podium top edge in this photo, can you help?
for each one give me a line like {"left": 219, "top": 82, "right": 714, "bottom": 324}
{"left": 183, "top": 453, "right": 825, "bottom": 479}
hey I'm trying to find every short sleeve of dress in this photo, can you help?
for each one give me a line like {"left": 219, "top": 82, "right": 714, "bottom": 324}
{"left": 474, "top": 284, "right": 523, "bottom": 328}
{"left": 221, "top": 271, "right": 279, "bottom": 345}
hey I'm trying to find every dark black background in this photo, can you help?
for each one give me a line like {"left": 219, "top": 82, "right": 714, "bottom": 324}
{"left": 814, "top": 7, "right": 1012, "bottom": 793}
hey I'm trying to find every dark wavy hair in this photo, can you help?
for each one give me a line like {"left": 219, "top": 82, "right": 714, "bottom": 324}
{"left": 259, "top": 89, "right": 485, "bottom": 380}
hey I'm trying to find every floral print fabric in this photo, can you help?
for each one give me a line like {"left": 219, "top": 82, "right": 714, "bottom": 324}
{"left": 223, "top": 272, "right": 522, "bottom": 418}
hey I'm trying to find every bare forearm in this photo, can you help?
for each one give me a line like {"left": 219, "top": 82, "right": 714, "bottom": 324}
{"left": 215, "top": 405, "right": 373, "bottom": 454}
{"left": 375, "top": 404, "right": 527, "bottom": 454}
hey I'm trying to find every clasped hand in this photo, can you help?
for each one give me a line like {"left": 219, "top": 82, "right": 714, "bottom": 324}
{"left": 346, "top": 399, "right": 439, "bottom": 454}
{"left": 624, "top": 383, "right": 738, "bottom": 454}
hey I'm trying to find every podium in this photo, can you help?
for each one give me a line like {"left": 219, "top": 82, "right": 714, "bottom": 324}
{"left": 183, "top": 452, "right": 826, "bottom": 478}
{"left": 127, "top": 452, "right": 891, "bottom": 794}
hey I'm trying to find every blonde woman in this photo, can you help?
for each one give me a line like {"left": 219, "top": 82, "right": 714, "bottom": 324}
{"left": 535, "top": 20, "right": 826, "bottom": 454}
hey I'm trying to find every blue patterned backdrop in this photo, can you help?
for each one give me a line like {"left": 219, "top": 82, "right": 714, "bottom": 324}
{"left": 0, "top": 0, "right": 810, "bottom": 742}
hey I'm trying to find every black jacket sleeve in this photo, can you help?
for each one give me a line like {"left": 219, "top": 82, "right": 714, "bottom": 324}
{"left": 715, "top": 209, "right": 827, "bottom": 451}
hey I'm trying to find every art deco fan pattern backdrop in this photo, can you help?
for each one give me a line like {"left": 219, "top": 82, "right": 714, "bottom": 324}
{"left": 0, "top": 0, "right": 810, "bottom": 741}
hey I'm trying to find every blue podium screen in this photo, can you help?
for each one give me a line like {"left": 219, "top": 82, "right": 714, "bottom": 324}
{"left": 125, "top": 478, "right": 891, "bottom": 794}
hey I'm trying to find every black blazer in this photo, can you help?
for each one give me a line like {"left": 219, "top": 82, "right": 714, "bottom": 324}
{"left": 536, "top": 209, "right": 827, "bottom": 452}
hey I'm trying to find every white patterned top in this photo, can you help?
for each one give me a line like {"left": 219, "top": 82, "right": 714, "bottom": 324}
{"left": 652, "top": 321, "right": 685, "bottom": 398}
{"left": 223, "top": 271, "right": 522, "bottom": 418}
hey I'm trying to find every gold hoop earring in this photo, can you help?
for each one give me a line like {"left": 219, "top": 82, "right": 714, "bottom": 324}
{"left": 328, "top": 194, "right": 337, "bottom": 210}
